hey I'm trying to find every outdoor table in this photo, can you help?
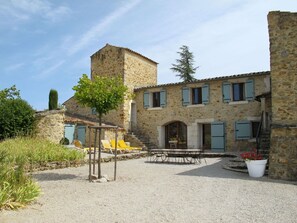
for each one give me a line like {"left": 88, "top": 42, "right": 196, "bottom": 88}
{"left": 149, "top": 149, "right": 203, "bottom": 164}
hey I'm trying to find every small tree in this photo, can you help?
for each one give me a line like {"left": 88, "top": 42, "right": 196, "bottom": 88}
{"left": 48, "top": 89, "right": 58, "bottom": 110}
{"left": 0, "top": 85, "right": 20, "bottom": 102}
{"left": 73, "top": 74, "right": 128, "bottom": 178}
{"left": 171, "top": 45, "right": 198, "bottom": 82}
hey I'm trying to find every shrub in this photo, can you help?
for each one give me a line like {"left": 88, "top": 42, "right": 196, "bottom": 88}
{"left": 0, "top": 98, "right": 36, "bottom": 140}
{"left": 48, "top": 89, "right": 58, "bottom": 110}
{"left": 60, "top": 137, "right": 70, "bottom": 145}
{"left": 0, "top": 150, "right": 40, "bottom": 210}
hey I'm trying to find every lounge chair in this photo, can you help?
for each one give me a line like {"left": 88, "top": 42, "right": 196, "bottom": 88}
{"left": 118, "top": 140, "right": 142, "bottom": 151}
{"left": 102, "top": 140, "right": 122, "bottom": 154}
{"left": 110, "top": 139, "right": 130, "bottom": 153}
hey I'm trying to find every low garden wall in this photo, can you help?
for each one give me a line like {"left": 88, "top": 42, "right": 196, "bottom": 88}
{"left": 35, "top": 109, "right": 65, "bottom": 144}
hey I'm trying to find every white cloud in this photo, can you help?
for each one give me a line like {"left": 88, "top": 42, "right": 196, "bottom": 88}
{"left": 34, "top": 60, "right": 65, "bottom": 79}
{"left": 2, "top": 0, "right": 71, "bottom": 22}
{"left": 5, "top": 62, "right": 25, "bottom": 72}
{"left": 67, "top": 0, "right": 142, "bottom": 56}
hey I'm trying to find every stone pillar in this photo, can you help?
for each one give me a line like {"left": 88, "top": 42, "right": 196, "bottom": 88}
{"left": 268, "top": 11, "right": 297, "bottom": 180}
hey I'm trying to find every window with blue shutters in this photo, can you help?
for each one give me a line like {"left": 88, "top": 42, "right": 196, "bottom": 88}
{"left": 223, "top": 79, "right": 254, "bottom": 102}
{"left": 202, "top": 84, "right": 209, "bottom": 104}
{"left": 160, "top": 90, "right": 166, "bottom": 107}
{"left": 245, "top": 79, "right": 254, "bottom": 101}
{"left": 182, "top": 87, "right": 190, "bottom": 106}
{"left": 143, "top": 90, "right": 166, "bottom": 108}
{"left": 235, "top": 120, "right": 251, "bottom": 140}
{"left": 143, "top": 91, "right": 150, "bottom": 108}
{"left": 183, "top": 84, "right": 209, "bottom": 106}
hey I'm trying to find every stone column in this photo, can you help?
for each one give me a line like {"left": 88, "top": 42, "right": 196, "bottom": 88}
{"left": 268, "top": 11, "right": 297, "bottom": 180}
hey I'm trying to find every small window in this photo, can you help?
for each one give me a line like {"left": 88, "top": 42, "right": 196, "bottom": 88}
{"left": 252, "top": 121, "right": 260, "bottom": 138}
{"left": 152, "top": 92, "right": 161, "bottom": 107}
{"left": 232, "top": 83, "right": 245, "bottom": 101}
{"left": 192, "top": 87, "right": 202, "bottom": 104}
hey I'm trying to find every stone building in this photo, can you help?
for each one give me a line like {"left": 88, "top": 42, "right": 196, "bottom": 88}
{"left": 64, "top": 11, "right": 297, "bottom": 180}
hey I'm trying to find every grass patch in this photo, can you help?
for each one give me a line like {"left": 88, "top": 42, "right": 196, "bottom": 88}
{"left": 0, "top": 137, "right": 85, "bottom": 210}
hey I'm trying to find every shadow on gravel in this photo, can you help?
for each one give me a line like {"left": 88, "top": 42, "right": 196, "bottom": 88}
{"left": 177, "top": 158, "right": 297, "bottom": 185}
{"left": 33, "top": 173, "right": 79, "bottom": 181}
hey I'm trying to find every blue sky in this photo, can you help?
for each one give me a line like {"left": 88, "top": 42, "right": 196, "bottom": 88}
{"left": 1, "top": 0, "right": 297, "bottom": 110}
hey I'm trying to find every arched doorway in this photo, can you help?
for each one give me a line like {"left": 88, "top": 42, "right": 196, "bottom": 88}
{"left": 165, "top": 121, "right": 187, "bottom": 149}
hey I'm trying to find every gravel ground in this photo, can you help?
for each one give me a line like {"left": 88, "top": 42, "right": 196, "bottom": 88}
{"left": 1, "top": 157, "right": 297, "bottom": 223}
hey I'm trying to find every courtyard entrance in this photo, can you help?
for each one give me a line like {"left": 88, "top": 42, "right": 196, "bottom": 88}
{"left": 165, "top": 121, "right": 187, "bottom": 149}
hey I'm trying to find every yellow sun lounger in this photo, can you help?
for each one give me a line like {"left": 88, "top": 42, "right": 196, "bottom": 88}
{"left": 118, "top": 139, "right": 142, "bottom": 151}
{"left": 103, "top": 140, "right": 122, "bottom": 154}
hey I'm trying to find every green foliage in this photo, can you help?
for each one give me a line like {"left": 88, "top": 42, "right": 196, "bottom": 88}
{"left": 0, "top": 85, "right": 20, "bottom": 102}
{"left": 48, "top": 89, "right": 58, "bottom": 110}
{"left": 171, "top": 45, "right": 198, "bottom": 82}
{"left": 0, "top": 150, "right": 40, "bottom": 210}
{"left": 0, "top": 137, "right": 85, "bottom": 164}
{"left": 0, "top": 98, "right": 36, "bottom": 140}
{"left": 73, "top": 74, "right": 128, "bottom": 123}
{"left": 0, "top": 137, "right": 84, "bottom": 210}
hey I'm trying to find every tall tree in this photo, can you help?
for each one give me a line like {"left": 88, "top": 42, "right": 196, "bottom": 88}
{"left": 48, "top": 89, "right": 58, "bottom": 110}
{"left": 171, "top": 45, "right": 198, "bottom": 82}
{"left": 72, "top": 74, "right": 128, "bottom": 179}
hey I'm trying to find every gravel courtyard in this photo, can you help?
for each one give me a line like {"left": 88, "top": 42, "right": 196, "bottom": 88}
{"left": 1, "top": 157, "right": 296, "bottom": 223}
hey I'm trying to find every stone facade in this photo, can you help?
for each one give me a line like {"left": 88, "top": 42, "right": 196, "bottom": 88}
{"left": 35, "top": 109, "right": 65, "bottom": 144}
{"left": 134, "top": 72, "right": 271, "bottom": 151}
{"left": 268, "top": 11, "right": 297, "bottom": 180}
{"left": 90, "top": 44, "right": 157, "bottom": 130}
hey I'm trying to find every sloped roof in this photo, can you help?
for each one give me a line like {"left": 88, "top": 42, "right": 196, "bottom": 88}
{"left": 134, "top": 71, "right": 270, "bottom": 91}
{"left": 91, "top": 43, "right": 158, "bottom": 65}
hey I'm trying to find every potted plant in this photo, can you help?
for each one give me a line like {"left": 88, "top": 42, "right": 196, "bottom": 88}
{"left": 240, "top": 148, "right": 267, "bottom": 178}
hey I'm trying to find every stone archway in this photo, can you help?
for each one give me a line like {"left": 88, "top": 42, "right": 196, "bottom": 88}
{"left": 165, "top": 121, "right": 187, "bottom": 149}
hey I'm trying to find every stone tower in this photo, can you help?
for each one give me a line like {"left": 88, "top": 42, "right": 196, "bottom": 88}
{"left": 268, "top": 11, "right": 297, "bottom": 180}
{"left": 90, "top": 44, "right": 158, "bottom": 129}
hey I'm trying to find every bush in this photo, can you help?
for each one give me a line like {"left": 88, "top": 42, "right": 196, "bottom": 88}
{"left": 60, "top": 137, "right": 70, "bottom": 145}
{"left": 0, "top": 99, "right": 36, "bottom": 140}
{"left": 48, "top": 89, "right": 58, "bottom": 110}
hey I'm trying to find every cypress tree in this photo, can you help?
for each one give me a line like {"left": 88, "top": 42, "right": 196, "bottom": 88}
{"left": 48, "top": 89, "right": 58, "bottom": 110}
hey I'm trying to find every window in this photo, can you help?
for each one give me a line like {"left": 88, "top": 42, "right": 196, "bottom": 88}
{"left": 182, "top": 84, "right": 209, "bottom": 106}
{"left": 152, "top": 92, "right": 160, "bottom": 107}
{"left": 192, "top": 87, "right": 202, "bottom": 104}
{"left": 251, "top": 121, "right": 260, "bottom": 138}
{"left": 235, "top": 120, "right": 260, "bottom": 140}
{"left": 143, "top": 90, "right": 166, "bottom": 109}
{"left": 222, "top": 79, "right": 254, "bottom": 103}
{"left": 232, "top": 83, "right": 245, "bottom": 101}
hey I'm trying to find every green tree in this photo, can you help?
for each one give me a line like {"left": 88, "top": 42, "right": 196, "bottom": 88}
{"left": 171, "top": 45, "right": 198, "bottom": 82}
{"left": 73, "top": 74, "right": 128, "bottom": 178}
{"left": 48, "top": 89, "right": 58, "bottom": 110}
{"left": 0, "top": 97, "right": 35, "bottom": 140}
{"left": 73, "top": 74, "right": 128, "bottom": 125}
{"left": 0, "top": 85, "right": 20, "bottom": 101}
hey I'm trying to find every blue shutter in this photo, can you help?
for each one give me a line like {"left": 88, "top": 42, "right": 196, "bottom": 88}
{"left": 202, "top": 84, "right": 209, "bottom": 104}
{"left": 222, "top": 82, "right": 231, "bottom": 103}
{"left": 160, "top": 89, "right": 166, "bottom": 107}
{"left": 245, "top": 79, "right": 254, "bottom": 101}
{"left": 91, "top": 107, "right": 97, "bottom": 115}
{"left": 182, "top": 87, "right": 190, "bottom": 106}
{"left": 143, "top": 91, "right": 150, "bottom": 108}
{"left": 235, "top": 121, "right": 251, "bottom": 140}
{"left": 64, "top": 124, "right": 75, "bottom": 144}
{"left": 211, "top": 122, "right": 225, "bottom": 151}
{"left": 77, "top": 126, "right": 86, "bottom": 145}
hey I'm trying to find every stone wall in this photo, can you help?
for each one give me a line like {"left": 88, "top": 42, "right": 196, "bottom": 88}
{"left": 134, "top": 73, "right": 271, "bottom": 151}
{"left": 35, "top": 110, "right": 65, "bottom": 144}
{"left": 268, "top": 11, "right": 297, "bottom": 180}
